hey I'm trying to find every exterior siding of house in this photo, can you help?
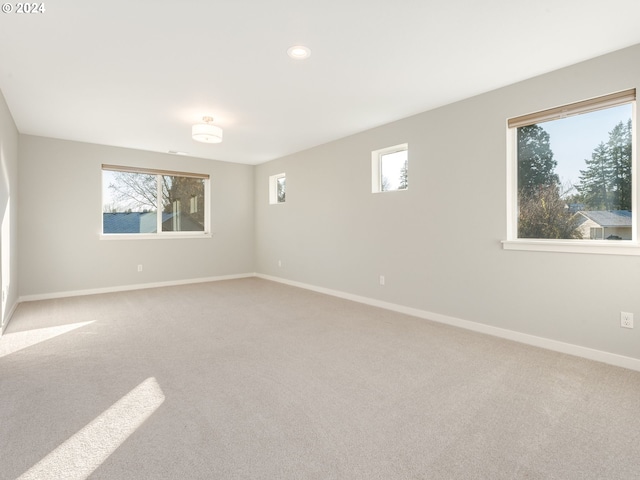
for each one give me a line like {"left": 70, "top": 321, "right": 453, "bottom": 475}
{"left": 579, "top": 220, "right": 632, "bottom": 240}
{"left": 576, "top": 210, "right": 632, "bottom": 240}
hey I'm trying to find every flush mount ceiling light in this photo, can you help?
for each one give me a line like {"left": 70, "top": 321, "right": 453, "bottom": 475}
{"left": 192, "top": 116, "right": 223, "bottom": 144}
{"left": 287, "top": 45, "right": 311, "bottom": 60}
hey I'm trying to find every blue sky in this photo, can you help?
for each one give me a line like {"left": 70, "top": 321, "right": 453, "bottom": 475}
{"left": 541, "top": 104, "right": 632, "bottom": 193}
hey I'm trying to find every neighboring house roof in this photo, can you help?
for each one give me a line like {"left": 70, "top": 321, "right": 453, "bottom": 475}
{"left": 103, "top": 212, "right": 204, "bottom": 233}
{"left": 576, "top": 210, "right": 632, "bottom": 228}
{"left": 103, "top": 212, "right": 156, "bottom": 233}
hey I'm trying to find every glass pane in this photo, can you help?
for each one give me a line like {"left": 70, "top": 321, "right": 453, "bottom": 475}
{"left": 277, "top": 176, "right": 286, "bottom": 203}
{"left": 102, "top": 171, "right": 158, "bottom": 233}
{"left": 517, "top": 104, "right": 632, "bottom": 240}
{"left": 380, "top": 150, "right": 408, "bottom": 191}
{"left": 161, "top": 176, "right": 205, "bottom": 232}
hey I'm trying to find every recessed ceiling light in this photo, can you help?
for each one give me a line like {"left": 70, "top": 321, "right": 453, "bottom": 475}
{"left": 287, "top": 45, "right": 311, "bottom": 60}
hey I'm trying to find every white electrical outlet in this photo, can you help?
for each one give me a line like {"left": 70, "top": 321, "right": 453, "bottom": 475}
{"left": 621, "top": 312, "right": 634, "bottom": 329}
{"left": 278, "top": 260, "right": 282, "bottom": 268}
{"left": 379, "top": 275, "right": 385, "bottom": 286}
{"left": 137, "top": 265, "right": 143, "bottom": 272}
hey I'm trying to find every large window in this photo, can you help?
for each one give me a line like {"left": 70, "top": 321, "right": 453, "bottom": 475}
{"left": 372, "top": 144, "right": 408, "bottom": 193}
{"left": 102, "top": 165, "right": 210, "bottom": 236}
{"left": 506, "top": 90, "right": 637, "bottom": 252}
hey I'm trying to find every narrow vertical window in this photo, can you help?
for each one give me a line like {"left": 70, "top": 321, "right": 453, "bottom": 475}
{"left": 269, "top": 173, "right": 286, "bottom": 204}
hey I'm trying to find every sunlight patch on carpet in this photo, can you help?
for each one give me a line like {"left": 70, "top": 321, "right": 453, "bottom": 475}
{"left": 18, "top": 377, "right": 165, "bottom": 480}
{"left": 0, "top": 321, "right": 94, "bottom": 358}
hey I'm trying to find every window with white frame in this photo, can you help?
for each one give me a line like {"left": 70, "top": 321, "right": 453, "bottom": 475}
{"left": 269, "top": 173, "right": 286, "bottom": 204}
{"left": 506, "top": 89, "right": 636, "bottom": 249}
{"left": 102, "top": 165, "right": 209, "bottom": 236}
{"left": 372, "top": 144, "right": 408, "bottom": 193}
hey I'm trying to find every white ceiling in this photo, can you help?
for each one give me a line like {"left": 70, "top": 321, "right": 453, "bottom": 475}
{"left": 2, "top": 0, "right": 640, "bottom": 165}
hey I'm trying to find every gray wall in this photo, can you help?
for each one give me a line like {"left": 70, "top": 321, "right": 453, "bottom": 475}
{"left": 255, "top": 44, "right": 640, "bottom": 360}
{"left": 0, "top": 90, "right": 19, "bottom": 330}
{"left": 18, "top": 136, "right": 254, "bottom": 296}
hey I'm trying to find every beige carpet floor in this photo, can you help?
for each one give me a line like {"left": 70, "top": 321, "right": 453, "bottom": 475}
{"left": 1, "top": 278, "right": 640, "bottom": 479}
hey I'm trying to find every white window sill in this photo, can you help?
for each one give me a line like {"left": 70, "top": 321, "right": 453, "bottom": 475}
{"left": 100, "top": 233, "right": 212, "bottom": 241}
{"left": 502, "top": 239, "right": 640, "bottom": 256}
{"left": 372, "top": 188, "right": 408, "bottom": 194}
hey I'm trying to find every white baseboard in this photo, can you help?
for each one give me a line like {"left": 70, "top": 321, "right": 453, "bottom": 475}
{"left": 256, "top": 273, "right": 640, "bottom": 372}
{"left": 18, "top": 273, "right": 256, "bottom": 303}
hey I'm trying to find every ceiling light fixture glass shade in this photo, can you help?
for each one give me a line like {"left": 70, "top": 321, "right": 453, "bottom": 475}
{"left": 192, "top": 116, "right": 223, "bottom": 143}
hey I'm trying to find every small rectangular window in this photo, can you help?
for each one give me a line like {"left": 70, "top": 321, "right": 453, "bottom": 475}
{"left": 269, "top": 173, "right": 286, "bottom": 204}
{"left": 508, "top": 90, "right": 635, "bottom": 242}
{"left": 102, "top": 165, "right": 209, "bottom": 236}
{"left": 372, "top": 144, "right": 408, "bottom": 193}
{"left": 590, "top": 227, "right": 604, "bottom": 240}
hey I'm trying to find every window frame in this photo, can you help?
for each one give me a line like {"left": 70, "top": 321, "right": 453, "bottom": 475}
{"left": 503, "top": 90, "right": 640, "bottom": 256}
{"left": 371, "top": 143, "right": 409, "bottom": 193}
{"left": 269, "top": 173, "right": 286, "bottom": 204}
{"left": 100, "top": 164, "right": 211, "bottom": 240}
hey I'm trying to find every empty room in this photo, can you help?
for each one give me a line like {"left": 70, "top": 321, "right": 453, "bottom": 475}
{"left": 1, "top": 1, "right": 640, "bottom": 479}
